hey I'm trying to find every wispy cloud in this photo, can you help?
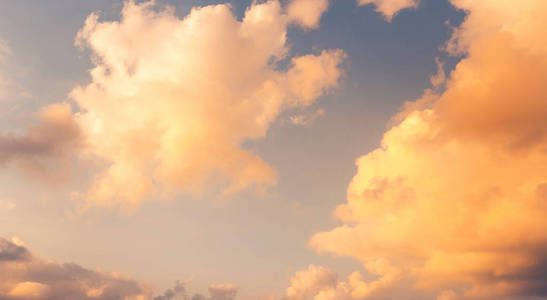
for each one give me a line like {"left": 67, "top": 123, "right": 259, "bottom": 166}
{"left": 0, "top": 103, "right": 82, "bottom": 178}
{"left": 0, "top": 39, "right": 29, "bottom": 104}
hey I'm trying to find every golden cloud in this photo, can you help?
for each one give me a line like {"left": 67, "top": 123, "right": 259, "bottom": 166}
{"left": 69, "top": 0, "right": 345, "bottom": 208}
{"left": 309, "top": 0, "right": 547, "bottom": 299}
{"left": 356, "top": 0, "right": 418, "bottom": 20}
{"left": 287, "top": 0, "right": 330, "bottom": 29}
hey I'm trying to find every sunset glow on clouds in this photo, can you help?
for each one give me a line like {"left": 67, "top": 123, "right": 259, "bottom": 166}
{"left": 72, "top": 0, "right": 345, "bottom": 208}
{"left": 356, "top": 0, "right": 418, "bottom": 20}
{"left": 0, "top": 103, "right": 81, "bottom": 178}
{"left": 0, "top": 0, "right": 546, "bottom": 299}
{"left": 1, "top": 0, "right": 345, "bottom": 208}
{"left": 0, "top": 237, "right": 243, "bottom": 300}
{"left": 308, "top": 0, "right": 547, "bottom": 299}
{"left": 0, "top": 237, "right": 150, "bottom": 299}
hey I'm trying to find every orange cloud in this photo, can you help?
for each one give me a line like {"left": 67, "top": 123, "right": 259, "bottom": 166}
{"left": 285, "top": 265, "right": 338, "bottom": 300}
{"left": 287, "top": 0, "right": 329, "bottom": 29}
{"left": 356, "top": 0, "right": 418, "bottom": 20}
{"left": 284, "top": 263, "right": 401, "bottom": 300}
{"left": 69, "top": 0, "right": 345, "bottom": 209}
{"left": 8, "top": 282, "right": 51, "bottom": 299}
{"left": 309, "top": 0, "right": 547, "bottom": 299}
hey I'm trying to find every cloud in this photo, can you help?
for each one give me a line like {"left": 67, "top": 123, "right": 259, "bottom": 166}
{"left": 0, "top": 238, "right": 30, "bottom": 262}
{"left": 285, "top": 265, "right": 337, "bottom": 300}
{"left": 0, "top": 237, "right": 151, "bottom": 300}
{"left": 356, "top": 0, "right": 418, "bottom": 20}
{"left": 207, "top": 284, "right": 238, "bottom": 300}
{"left": 287, "top": 0, "right": 329, "bottom": 29}
{"left": 1, "top": 238, "right": 242, "bottom": 300}
{"left": 429, "top": 57, "right": 446, "bottom": 89}
{"left": 153, "top": 280, "right": 187, "bottom": 300}
{"left": 288, "top": 108, "right": 325, "bottom": 126}
{"left": 284, "top": 263, "right": 401, "bottom": 300}
{"left": 7, "top": 282, "right": 51, "bottom": 299}
{"left": 155, "top": 281, "right": 237, "bottom": 300}
{"left": 67, "top": 0, "right": 345, "bottom": 209}
{"left": 0, "top": 103, "right": 82, "bottom": 178}
{"left": 309, "top": 0, "right": 547, "bottom": 299}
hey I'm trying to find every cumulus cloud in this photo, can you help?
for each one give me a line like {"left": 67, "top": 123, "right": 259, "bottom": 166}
{"left": 309, "top": 0, "right": 547, "bottom": 299}
{"left": 287, "top": 0, "right": 329, "bottom": 29}
{"left": 356, "top": 0, "right": 418, "bottom": 20}
{"left": 0, "top": 237, "right": 150, "bottom": 300}
{"left": 284, "top": 263, "right": 401, "bottom": 300}
{"left": 285, "top": 265, "right": 337, "bottom": 300}
{"left": 67, "top": 0, "right": 345, "bottom": 208}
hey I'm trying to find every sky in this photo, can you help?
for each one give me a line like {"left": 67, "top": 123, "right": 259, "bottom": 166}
{"left": 0, "top": 0, "right": 546, "bottom": 299}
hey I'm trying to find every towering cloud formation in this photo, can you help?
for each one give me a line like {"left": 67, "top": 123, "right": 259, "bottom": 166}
{"left": 0, "top": 237, "right": 150, "bottom": 299}
{"left": 308, "top": 0, "right": 547, "bottom": 299}
{"left": 68, "top": 0, "right": 344, "bottom": 208}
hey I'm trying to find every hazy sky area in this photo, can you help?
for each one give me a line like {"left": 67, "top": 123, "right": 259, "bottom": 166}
{"left": 1, "top": 0, "right": 546, "bottom": 300}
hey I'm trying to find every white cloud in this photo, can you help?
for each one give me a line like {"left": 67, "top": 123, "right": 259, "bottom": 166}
{"left": 70, "top": 0, "right": 345, "bottom": 208}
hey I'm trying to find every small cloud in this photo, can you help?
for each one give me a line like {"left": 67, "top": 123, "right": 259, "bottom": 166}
{"left": 356, "top": 0, "right": 419, "bottom": 21}
{"left": 287, "top": 0, "right": 330, "bottom": 29}
{"left": 288, "top": 108, "right": 325, "bottom": 126}
{"left": 429, "top": 57, "right": 446, "bottom": 89}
